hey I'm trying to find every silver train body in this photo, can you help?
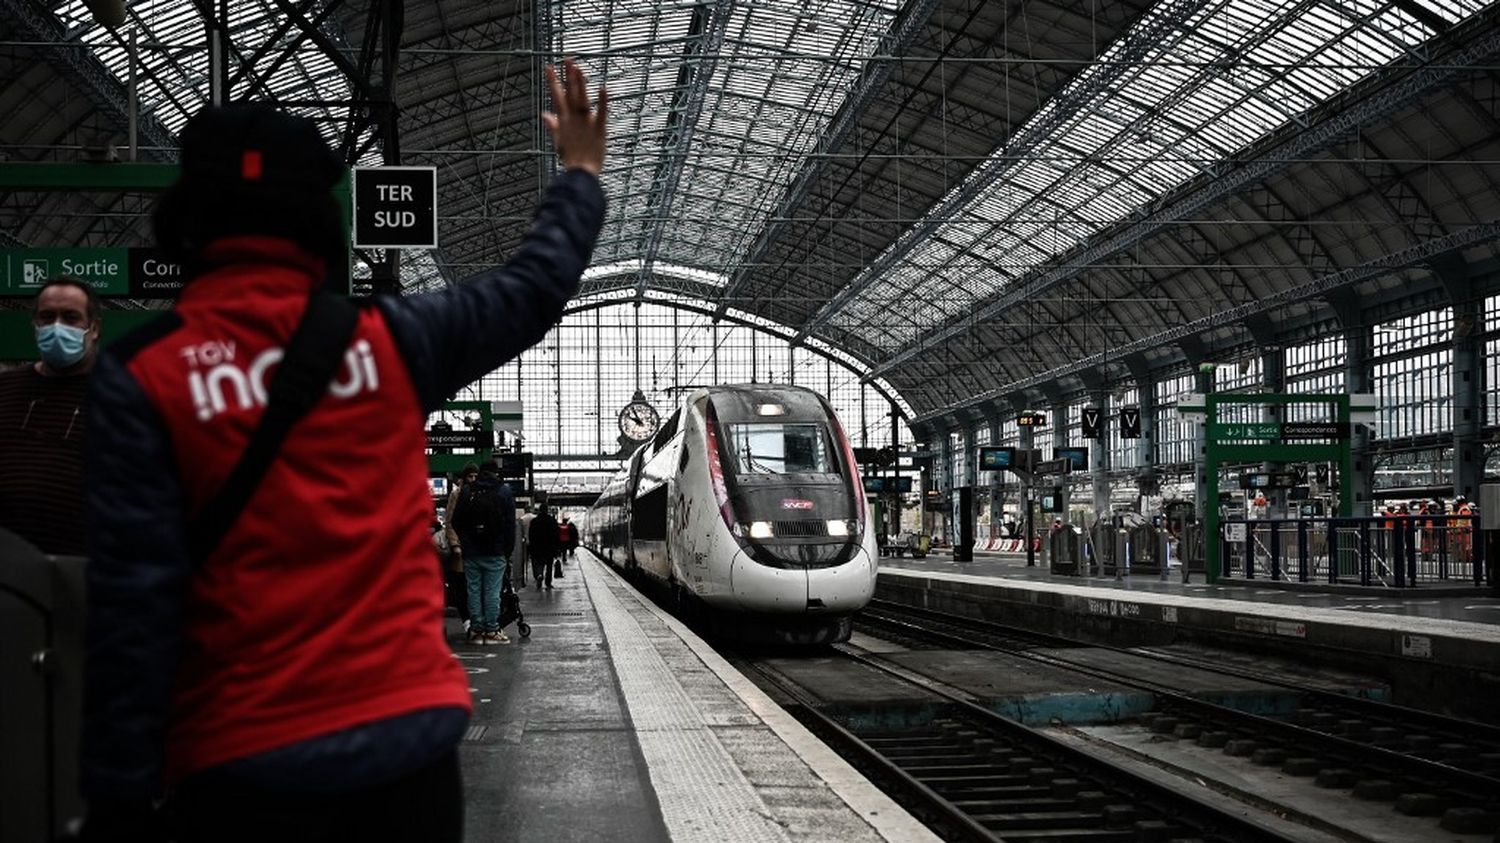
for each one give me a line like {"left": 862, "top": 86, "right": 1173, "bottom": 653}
{"left": 585, "top": 385, "right": 878, "bottom": 644}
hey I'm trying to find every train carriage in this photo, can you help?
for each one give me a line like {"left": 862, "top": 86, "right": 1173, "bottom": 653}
{"left": 586, "top": 385, "right": 877, "bottom": 644}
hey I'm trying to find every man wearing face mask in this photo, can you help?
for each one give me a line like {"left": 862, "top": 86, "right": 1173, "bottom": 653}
{"left": 0, "top": 275, "right": 101, "bottom": 554}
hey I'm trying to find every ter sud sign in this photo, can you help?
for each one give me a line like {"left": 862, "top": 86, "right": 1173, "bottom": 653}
{"left": 1, "top": 247, "right": 187, "bottom": 298}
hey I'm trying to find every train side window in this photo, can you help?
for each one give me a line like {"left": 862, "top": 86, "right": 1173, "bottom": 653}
{"left": 633, "top": 484, "right": 669, "bottom": 540}
{"left": 653, "top": 408, "right": 681, "bottom": 452}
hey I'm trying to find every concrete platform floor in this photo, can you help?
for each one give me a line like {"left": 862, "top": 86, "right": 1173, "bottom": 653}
{"left": 884, "top": 552, "right": 1500, "bottom": 625}
{"left": 448, "top": 554, "right": 937, "bottom": 842}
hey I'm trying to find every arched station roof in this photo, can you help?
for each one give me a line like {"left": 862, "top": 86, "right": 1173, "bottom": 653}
{"left": 3, "top": 0, "right": 1499, "bottom": 430}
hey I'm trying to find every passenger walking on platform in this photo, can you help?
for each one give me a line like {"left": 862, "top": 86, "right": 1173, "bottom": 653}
{"left": 562, "top": 515, "right": 580, "bottom": 559}
{"left": 451, "top": 461, "right": 516, "bottom": 644}
{"left": 529, "top": 506, "right": 561, "bottom": 589}
{"left": 79, "top": 60, "right": 607, "bottom": 842}
{"left": 515, "top": 503, "right": 532, "bottom": 587}
{"left": 0, "top": 276, "right": 100, "bottom": 555}
{"left": 443, "top": 464, "right": 481, "bottom": 625}
{"left": 554, "top": 516, "right": 569, "bottom": 578}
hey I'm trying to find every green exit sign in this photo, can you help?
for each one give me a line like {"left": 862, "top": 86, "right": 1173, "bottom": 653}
{"left": 2, "top": 247, "right": 130, "bottom": 295}
{"left": 1208, "top": 422, "right": 1280, "bottom": 441}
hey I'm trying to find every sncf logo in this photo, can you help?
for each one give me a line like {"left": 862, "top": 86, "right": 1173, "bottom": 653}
{"left": 180, "top": 339, "right": 380, "bottom": 422}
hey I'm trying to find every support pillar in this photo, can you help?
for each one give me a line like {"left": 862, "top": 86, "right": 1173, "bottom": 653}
{"left": 1135, "top": 379, "right": 1159, "bottom": 501}
{"left": 987, "top": 415, "right": 1004, "bottom": 531}
{"left": 1020, "top": 416, "right": 1036, "bottom": 566}
{"left": 1455, "top": 297, "right": 1483, "bottom": 502}
{"left": 889, "top": 402, "right": 903, "bottom": 537}
{"left": 1052, "top": 405, "right": 1070, "bottom": 522}
{"left": 1091, "top": 390, "right": 1111, "bottom": 525}
{"left": 1262, "top": 348, "right": 1287, "bottom": 515}
{"left": 1193, "top": 364, "right": 1215, "bottom": 530}
{"left": 1345, "top": 325, "right": 1374, "bottom": 510}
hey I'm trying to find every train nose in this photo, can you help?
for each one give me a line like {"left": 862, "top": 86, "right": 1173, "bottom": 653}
{"left": 806, "top": 548, "right": 874, "bottom": 613}
{"left": 728, "top": 548, "right": 807, "bottom": 612}
{"left": 729, "top": 548, "right": 874, "bottom": 614}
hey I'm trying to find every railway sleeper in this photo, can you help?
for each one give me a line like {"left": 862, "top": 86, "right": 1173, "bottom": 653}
{"left": 950, "top": 796, "right": 1082, "bottom": 813}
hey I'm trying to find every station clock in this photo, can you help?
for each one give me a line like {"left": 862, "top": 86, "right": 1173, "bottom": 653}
{"left": 618, "top": 390, "right": 661, "bottom": 442}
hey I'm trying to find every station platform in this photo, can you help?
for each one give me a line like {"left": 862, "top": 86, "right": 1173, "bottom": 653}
{"left": 889, "top": 550, "right": 1500, "bottom": 623}
{"left": 448, "top": 553, "right": 937, "bottom": 843}
{"left": 875, "top": 553, "right": 1500, "bottom": 720}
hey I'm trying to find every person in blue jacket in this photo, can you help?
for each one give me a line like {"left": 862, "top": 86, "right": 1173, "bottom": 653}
{"left": 79, "top": 61, "right": 607, "bottom": 842}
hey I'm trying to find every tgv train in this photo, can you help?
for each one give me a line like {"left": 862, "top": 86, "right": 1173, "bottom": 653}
{"left": 585, "top": 385, "right": 877, "bottom": 644}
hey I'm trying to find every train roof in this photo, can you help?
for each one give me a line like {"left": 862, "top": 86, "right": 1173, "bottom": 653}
{"left": 685, "top": 385, "right": 831, "bottom": 421}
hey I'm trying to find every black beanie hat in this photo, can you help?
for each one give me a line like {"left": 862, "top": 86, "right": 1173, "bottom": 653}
{"left": 155, "top": 103, "right": 345, "bottom": 265}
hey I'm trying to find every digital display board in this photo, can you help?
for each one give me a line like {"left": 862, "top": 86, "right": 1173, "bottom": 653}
{"left": 978, "top": 446, "right": 1015, "bottom": 471}
{"left": 1054, "top": 447, "right": 1088, "bottom": 471}
{"left": 863, "top": 476, "right": 914, "bottom": 494}
{"left": 1040, "top": 488, "right": 1064, "bottom": 513}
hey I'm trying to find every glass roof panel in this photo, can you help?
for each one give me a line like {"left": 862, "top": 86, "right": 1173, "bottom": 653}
{"left": 560, "top": 0, "right": 902, "bottom": 279}
{"left": 52, "top": 0, "right": 378, "bottom": 160}
{"left": 833, "top": 0, "right": 1490, "bottom": 351}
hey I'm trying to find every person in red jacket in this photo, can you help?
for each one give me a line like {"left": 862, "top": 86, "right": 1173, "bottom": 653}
{"left": 79, "top": 61, "right": 607, "bottom": 842}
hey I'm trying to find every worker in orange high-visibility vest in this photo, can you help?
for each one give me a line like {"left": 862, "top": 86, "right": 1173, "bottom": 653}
{"left": 1380, "top": 504, "right": 1396, "bottom": 559}
{"left": 1417, "top": 500, "right": 1436, "bottom": 560}
{"left": 1453, "top": 496, "right": 1475, "bottom": 564}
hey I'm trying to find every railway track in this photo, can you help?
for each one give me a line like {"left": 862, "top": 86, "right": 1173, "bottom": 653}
{"left": 741, "top": 649, "right": 1302, "bottom": 843}
{"left": 855, "top": 601, "right": 1500, "bottom": 837}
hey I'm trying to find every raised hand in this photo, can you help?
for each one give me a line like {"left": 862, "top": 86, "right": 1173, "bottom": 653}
{"left": 542, "top": 58, "right": 608, "bottom": 176}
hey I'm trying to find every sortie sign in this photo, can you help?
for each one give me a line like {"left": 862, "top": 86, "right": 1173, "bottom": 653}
{"left": 1, "top": 247, "right": 188, "bottom": 298}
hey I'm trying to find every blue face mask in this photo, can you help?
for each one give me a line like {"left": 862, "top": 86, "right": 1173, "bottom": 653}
{"left": 35, "top": 322, "right": 89, "bottom": 369}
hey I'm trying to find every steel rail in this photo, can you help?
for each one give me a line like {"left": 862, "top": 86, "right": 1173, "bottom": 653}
{"left": 857, "top": 603, "right": 1500, "bottom": 801}
{"left": 745, "top": 651, "right": 1303, "bottom": 842}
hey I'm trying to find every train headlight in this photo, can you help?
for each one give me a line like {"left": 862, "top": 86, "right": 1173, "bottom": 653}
{"left": 826, "top": 519, "right": 850, "bottom": 537}
{"left": 756, "top": 403, "right": 786, "bottom": 416}
{"left": 748, "top": 521, "right": 775, "bottom": 539}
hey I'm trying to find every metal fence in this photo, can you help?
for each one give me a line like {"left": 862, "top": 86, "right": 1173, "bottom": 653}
{"left": 1219, "top": 516, "right": 1487, "bottom": 587}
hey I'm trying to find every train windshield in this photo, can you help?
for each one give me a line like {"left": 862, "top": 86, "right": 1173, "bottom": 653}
{"left": 724, "top": 423, "right": 839, "bottom": 476}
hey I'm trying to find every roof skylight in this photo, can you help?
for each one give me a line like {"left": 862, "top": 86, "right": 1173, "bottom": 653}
{"left": 827, "top": 0, "right": 1490, "bottom": 351}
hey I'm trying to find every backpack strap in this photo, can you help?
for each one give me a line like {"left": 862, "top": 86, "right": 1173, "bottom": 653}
{"left": 187, "top": 288, "right": 361, "bottom": 562}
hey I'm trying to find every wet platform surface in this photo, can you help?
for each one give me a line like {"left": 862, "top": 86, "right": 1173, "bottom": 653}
{"left": 449, "top": 553, "right": 937, "bottom": 842}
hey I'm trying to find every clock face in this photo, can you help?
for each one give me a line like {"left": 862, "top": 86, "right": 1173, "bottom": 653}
{"left": 618, "top": 400, "right": 661, "bottom": 441}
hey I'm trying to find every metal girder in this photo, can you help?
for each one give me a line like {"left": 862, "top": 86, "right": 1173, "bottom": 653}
{"left": 633, "top": 0, "right": 738, "bottom": 301}
{"left": 874, "top": 19, "right": 1500, "bottom": 379}
{"left": 1, "top": 0, "right": 176, "bottom": 157}
{"left": 710, "top": 0, "right": 942, "bottom": 319}
{"left": 912, "top": 221, "right": 1500, "bottom": 426}
{"left": 266, "top": 0, "right": 395, "bottom": 165}
{"left": 795, "top": 0, "right": 1214, "bottom": 344}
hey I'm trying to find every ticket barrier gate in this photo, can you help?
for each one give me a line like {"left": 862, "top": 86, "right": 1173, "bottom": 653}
{"left": 1218, "top": 516, "right": 1486, "bottom": 586}
{"left": 0, "top": 529, "right": 86, "bottom": 841}
{"left": 1178, "top": 524, "right": 1206, "bottom": 582}
{"left": 1049, "top": 527, "right": 1082, "bottom": 575}
{"left": 1087, "top": 522, "right": 1116, "bottom": 575}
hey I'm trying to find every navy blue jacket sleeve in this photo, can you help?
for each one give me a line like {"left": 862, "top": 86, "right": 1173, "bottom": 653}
{"left": 377, "top": 169, "right": 606, "bottom": 413}
{"left": 499, "top": 483, "right": 516, "bottom": 557}
{"left": 80, "top": 351, "right": 191, "bottom": 801}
